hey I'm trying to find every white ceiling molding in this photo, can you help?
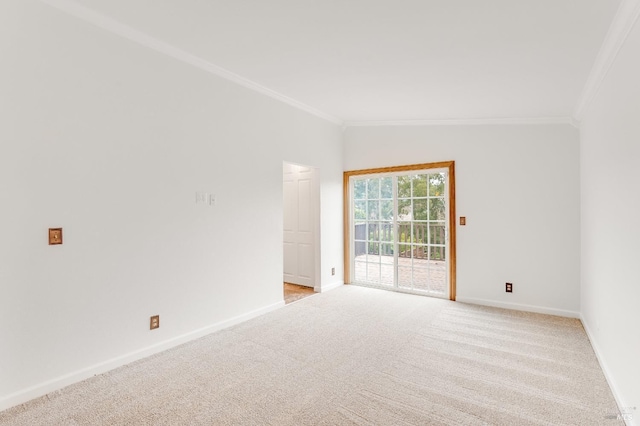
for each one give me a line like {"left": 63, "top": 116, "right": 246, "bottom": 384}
{"left": 39, "top": 0, "right": 344, "bottom": 126}
{"left": 38, "top": 0, "right": 616, "bottom": 130}
{"left": 344, "top": 116, "right": 579, "bottom": 129}
{"left": 573, "top": 0, "right": 640, "bottom": 121}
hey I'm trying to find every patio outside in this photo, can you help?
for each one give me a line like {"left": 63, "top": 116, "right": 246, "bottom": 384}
{"left": 354, "top": 254, "right": 447, "bottom": 294}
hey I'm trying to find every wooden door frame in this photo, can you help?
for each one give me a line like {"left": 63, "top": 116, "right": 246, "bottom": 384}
{"left": 343, "top": 161, "right": 456, "bottom": 301}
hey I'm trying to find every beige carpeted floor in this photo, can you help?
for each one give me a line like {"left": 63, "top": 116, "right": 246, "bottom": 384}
{"left": 0, "top": 285, "right": 623, "bottom": 425}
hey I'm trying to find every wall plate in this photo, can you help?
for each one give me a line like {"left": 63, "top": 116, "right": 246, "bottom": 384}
{"left": 150, "top": 315, "right": 160, "bottom": 330}
{"left": 49, "top": 228, "right": 63, "bottom": 245}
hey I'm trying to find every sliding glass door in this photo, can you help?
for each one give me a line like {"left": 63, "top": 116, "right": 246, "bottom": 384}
{"left": 350, "top": 169, "right": 450, "bottom": 298}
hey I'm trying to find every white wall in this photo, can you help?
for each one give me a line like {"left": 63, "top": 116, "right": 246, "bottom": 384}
{"left": 580, "top": 14, "right": 640, "bottom": 423}
{"left": 0, "top": 1, "right": 342, "bottom": 409}
{"left": 344, "top": 124, "right": 580, "bottom": 316}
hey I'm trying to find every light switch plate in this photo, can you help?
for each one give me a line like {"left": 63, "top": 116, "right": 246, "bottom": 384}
{"left": 196, "top": 192, "right": 207, "bottom": 204}
{"left": 460, "top": 217, "right": 466, "bottom": 226}
{"left": 49, "top": 228, "right": 63, "bottom": 245}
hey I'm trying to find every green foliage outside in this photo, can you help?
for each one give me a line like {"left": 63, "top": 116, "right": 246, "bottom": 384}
{"left": 354, "top": 173, "right": 446, "bottom": 222}
{"left": 354, "top": 173, "right": 447, "bottom": 260}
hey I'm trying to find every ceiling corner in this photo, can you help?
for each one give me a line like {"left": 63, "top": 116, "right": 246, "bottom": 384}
{"left": 573, "top": 0, "right": 640, "bottom": 121}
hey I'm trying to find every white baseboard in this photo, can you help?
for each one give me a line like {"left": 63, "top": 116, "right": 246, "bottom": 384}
{"left": 581, "top": 315, "right": 636, "bottom": 426}
{"left": 0, "top": 300, "right": 285, "bottom": 413}
{"left": 315, "top": 281, "right": 344, "bottom": 293}
{"left": 455, "top": 297, "right": 580, "bottom": 318}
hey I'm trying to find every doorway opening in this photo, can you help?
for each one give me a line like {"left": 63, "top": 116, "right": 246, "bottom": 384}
{"left": 283, "top": 162, "right": 320, "bottom": 300}
{"left": 283, "top": 283, "right": 315, "bottom": 304}
{"left": 343, "top": 162, "right": 456, "bottom": 300}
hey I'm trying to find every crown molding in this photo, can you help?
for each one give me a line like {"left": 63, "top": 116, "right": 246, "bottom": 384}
{"left": 39, "top": 0, "right": 343, "bottom": 126}
{"left": 573, "top": 0, "right": 640, "bottom": 121}
{"left": 38, "top": 0, "right": 603, "bottom": 130}
{"left": 344, "top": 116, "right": 578, "bottom": 129}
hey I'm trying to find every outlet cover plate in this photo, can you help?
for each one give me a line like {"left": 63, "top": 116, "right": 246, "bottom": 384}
{"left": 150, "top": 315, "right": 160, "bottom": 330}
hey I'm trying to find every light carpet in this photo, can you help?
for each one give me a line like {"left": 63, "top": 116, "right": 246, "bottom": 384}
{"left": 0, "top": 285, "right": 623, "bottom": 425}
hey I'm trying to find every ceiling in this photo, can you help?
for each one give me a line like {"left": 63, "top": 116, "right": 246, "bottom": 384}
{"left": 47, "top": 0, "right": 622, "bottom": 124}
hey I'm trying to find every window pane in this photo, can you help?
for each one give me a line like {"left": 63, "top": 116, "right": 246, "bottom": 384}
{"left": 367, "top": 178, "right": 379, "bottom": 199}
{"left": 380, "top": 200, "right": 393, "bottom": 221}
{"left": 397, "top": 175, "right": 411, "bottom": 198}
{"left": 398, "top": 245, "right": 411, "bottom": 258}
{"left": 413, "top": 199, "right": 428, "bottom": 221}
{"left": 351, "top": 170, "right": 449, "bottom": 296}
{"left": 367, "top": 222, "right": 380, "bottom": 241}
{"left": 397, "top": 221, "right": 411, "bottom": 240}
{"left": 397, "top": 199, "right": 411, "bottom": 220}
{"left": 380, "top": 244, "right": 394, "bottom": 260}
{"left": 429, "top": 173, "right": 446, "bottom": 196}
{"left": 354, "top": 179, "right": 366, "bottom": 199}
{"left": 398, "top": 266, "right": 412, "bottom": 289}
{"left": 379, "top": 223, "right": 394, "bottom": 242}
{"left": 429, "top": 198, "right": 446, "bottom": 220}
{"left": 354, "top": 261, "right": 367, "bottom": 281}
{"left": 354, "top": 200, "right": 366, "bottom": 220}
{"left": 412, "top": 244, "right": 428, "bottom": 260}
{"left": 412, "top": 174, "right": 428, "bottom": 197}
{"left": 380, "top": 264, "right": 394, "bottom": 286}
{"left": 429, "top": 263, "right": 447, "bottom": 293}
{"left": 367, "top": 263, "right": 381, "bottom": 283}
{"left": 412, "top": 267, "right": 429, "bottom": 291}
{"left": 367, "top": 200, "right": 379, "bottom": 220}
{"left": 411, "top": 223, "right": 427, "bottom": 245}
{"left": 380, "top": 177, "right": 393, "bottom": 199}
{"left": 430, "top": 245, "right": 446, "bottom": 261}
{"left": 354, "top": 222, "right": 366, "bottom": 241}
{"left": 429, "top": 223, "right": 446, "bottom": 246}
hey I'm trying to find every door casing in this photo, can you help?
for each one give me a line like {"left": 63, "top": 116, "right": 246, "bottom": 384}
{"left": 343, "top": 161, "right": 456, "bottom": 300}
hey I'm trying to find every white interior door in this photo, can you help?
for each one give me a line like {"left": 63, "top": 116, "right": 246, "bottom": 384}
{"left": 283, "top": 163, "right": 316, "bottom": 287}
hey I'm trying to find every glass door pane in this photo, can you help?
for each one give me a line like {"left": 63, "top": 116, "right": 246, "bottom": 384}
{"left": 351, "top": 170, "right": 449, "bottom": 298}
{"left": 353, "top": 177, "right": 390, "bottom": 286}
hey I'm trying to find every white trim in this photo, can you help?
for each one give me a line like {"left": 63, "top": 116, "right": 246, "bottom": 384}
{"left": 456, "top": 297, "right": 580, "bottom": 318}
{"left": 568, "top": 116, "right": 581, "bottom": 128}
{"left": 573, "top": 0, "right": 640, "bottom": 121}
{"left": 37, "top": 0, "right": 593, "bottom": 129}
{"left": 0, "top": 300, "right": 284, "bottom": 412}
{"left": 315, "top": 281, "right": 343, "bottom": 293}
{"left": 38, "top": 0, "right": 343, "bottom": 126}
{"left": 581, "top": 315, "right": 635, "bottom": 426}
{"left": 344, "top": 116, "right": 578, "bottom": 128}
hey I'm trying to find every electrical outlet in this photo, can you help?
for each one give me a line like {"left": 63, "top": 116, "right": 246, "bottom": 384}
{"left": 331, "top": 267, "right": 335, "bottom": 276}
{"left": 150, "top": 315, "right": 159, "bottom": 330}
{"left": 505, "top": 283, "right": 513, "bottom": 293}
